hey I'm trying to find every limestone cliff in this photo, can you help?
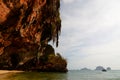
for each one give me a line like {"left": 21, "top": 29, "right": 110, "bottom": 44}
{"left": 0, "top": 0, "right": 67, "bottom": 72}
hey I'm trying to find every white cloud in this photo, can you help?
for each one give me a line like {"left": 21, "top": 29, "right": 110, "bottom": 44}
{"left": 55, "top": 0, "right": 120, "bottom": 70}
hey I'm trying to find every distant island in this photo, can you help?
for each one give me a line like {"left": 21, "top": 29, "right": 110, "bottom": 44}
{"left": 80, "top": 68, "right": 91, "bottom": 71}
{"left": 107, "top": 67, "right": 111, "bottom": 70}
{"left": 95, "top": 66, "right": 111, "bottom": 71}
{"left": 95, "top": 66, "right": 105, "bottom": 71}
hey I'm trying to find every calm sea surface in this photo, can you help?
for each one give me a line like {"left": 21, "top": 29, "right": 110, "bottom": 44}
{"left": 2, "top": 70, "right": 120, "bottom": 80}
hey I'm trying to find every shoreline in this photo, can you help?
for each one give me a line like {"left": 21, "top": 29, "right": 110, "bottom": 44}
{"left": 0, "top": 70, "right": 24, "bottom": 79}
{"left": 0, "top": 70, "right": 24, "bottom": 75}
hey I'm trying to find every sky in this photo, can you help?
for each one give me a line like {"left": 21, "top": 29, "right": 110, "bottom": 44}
{"left": 54, "top": 0, "right": 120, "bottom": 70}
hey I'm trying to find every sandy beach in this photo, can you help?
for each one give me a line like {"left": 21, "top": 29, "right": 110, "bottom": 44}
{"left": 0, "top": 70, "right": 24, "bottom": 75}
{"left": 0, "top": 70, "right": 24, "bottom": 79}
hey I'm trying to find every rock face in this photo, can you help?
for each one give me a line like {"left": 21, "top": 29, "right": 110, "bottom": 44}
{"left": 95, "top": 66, "right": 105, "bottom": 71}
{"left": 17, "top": 45, "right": 67, "bottom": 72}
{"left": 0, "top": 0, "right": 67, "bottom": 72}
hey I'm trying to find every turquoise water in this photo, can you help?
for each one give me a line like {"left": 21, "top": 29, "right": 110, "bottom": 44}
{"left": 3, "top": 70, "right": 120, "bottom": 80}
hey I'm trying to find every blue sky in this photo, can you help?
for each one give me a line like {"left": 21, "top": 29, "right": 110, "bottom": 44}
{"left": 54, "top": 0, "right": 120, "bottom": 70}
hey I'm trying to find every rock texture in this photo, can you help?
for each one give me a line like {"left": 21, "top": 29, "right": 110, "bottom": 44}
{"left": 0, "top": 0, "right": 67, "bottom": 72}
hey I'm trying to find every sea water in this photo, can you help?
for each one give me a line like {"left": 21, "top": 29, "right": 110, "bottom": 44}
{"left": 2, "top": 70, "right": 120, "bottom": 80}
